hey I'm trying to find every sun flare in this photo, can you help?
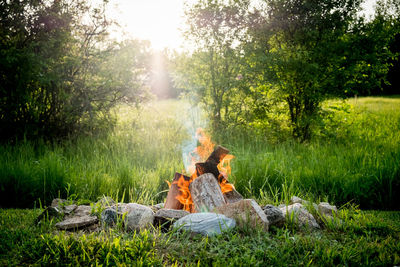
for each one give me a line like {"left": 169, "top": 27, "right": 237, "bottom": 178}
{"left": 108, "top": 0, "right": 189, "bottom": 50}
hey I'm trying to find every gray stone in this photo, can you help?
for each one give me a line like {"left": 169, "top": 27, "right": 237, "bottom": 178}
{"left": 263, "top": 205, "right": 285, "bottom": 227}
{"left": 312, "top": 203, "right": 319, "bottom": 211}
{"left": 123, "top": 203, "right": 154, "bottom": 231}
{"left": 290, "top": 196, "right": 303, "bottom": 204}
{"left": 51, "top": 198, "right": 69, "bottom": 208}
{"left": 155, "top": 209, "right": 189, "bottom": 220}
{"left": 280, "top": 203, "right": 320, "bottom": 229}
{"left": 66, "top": 205, "right": 91, "bottom": 219}
{"left": 318, "top": 202, "right": 338, "bottom": 217}
{"left": 173, "top": 212, "right": 236, "bottom": 236}
{"left": 96, "top": 196, "right": 115, "bottom": 207}
{"left": 35, "top": 206, "right": 62, "bottom": 223}
{"left": 278, "top": 204, "right": 286, "bottom": 209}
{"left": 101, "top": 208, "right": 118, "bottom": 226}
{"left": 63, "top": 204, "right": 77, "bottom": 215}
{"left": 110, "top": 203, "right": 127, "bottom": 213}
{"left": 154, "top": 209, "right": 190, "bottom": 231}
{"left": 289, "top": 197, "right": 319, "bottom": 212}
{"left": 300, "top": 201, "right": 319, "bottom": 212}
{"left": 54, "top": 204, "right": 97, "bottom": 231}
{"left": 56, "top": 215, "right": 98, "bottom": 230}
{"left": 152, "top": 203, "right": 164, "bottom": 210}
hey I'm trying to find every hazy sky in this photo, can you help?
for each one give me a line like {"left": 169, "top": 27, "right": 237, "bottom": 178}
{"left": 107, "top": 0, "right": 378, "bottom": 51}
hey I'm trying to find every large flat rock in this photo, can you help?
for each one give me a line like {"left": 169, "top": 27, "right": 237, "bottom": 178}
{"left": 56, "top": 215, "right": 98, "bottom": 230}
{"left": 65, "top": 205, "right": 91, "bottom": 219}
{"left": 173, "top": 212, "right": 236, "bottom": 236}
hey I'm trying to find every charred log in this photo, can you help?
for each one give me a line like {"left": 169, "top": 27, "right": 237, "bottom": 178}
{"left": 206, "top": 145, "right": 229, "bottom": 165}
{"left": 164, "top": 172, "right": 190, "bottom": 210}
{"left": 195, "top": 162, "right": 220, "bottom": 181}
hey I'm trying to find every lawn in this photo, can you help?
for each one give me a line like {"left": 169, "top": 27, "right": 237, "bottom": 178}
{"left": 0, "top": 208, "right": 399, "bottom": 266}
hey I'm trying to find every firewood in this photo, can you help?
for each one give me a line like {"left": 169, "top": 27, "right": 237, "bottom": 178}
{"left": 195, "top": 146, "right": 230, "bottom": 182}
{"left": 223, "top": 189, "right": 244, "bottom": 204}
{"left": 206, "top": 145, "right": 229, "bottom": 165}
{"left": 189, "top": 173, "right": 226, "bottom": 212}
{"left": 164, "top": 172, "right": 190, "bottom": 210}
{"left": 195, "top": 162, "right": 220, "bottom": 181}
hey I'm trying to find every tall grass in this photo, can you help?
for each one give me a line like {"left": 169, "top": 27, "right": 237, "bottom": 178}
{"left": 226, "top": 97, "right": 400, "bottom": 209}
{"left": 0, "top": 97, "right": 399, "bottom": 209}
{"left": 0, "top": 100, "right": 188, "bottom": 207}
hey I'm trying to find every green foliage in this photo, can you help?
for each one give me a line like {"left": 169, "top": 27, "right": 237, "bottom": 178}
{"left": 178, "top": 0, "right": 400, "bottom": 141}
{"left": 177, "top": 0, "right": 248, "bottom": 130}
{"left": 243, "top": 0, "right": 366, "bottom": 141}
{"left": 0, "top": 0, "right": 150, "bottom": 142}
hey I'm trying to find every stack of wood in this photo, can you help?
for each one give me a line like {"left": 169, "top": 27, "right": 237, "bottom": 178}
{"left": 164, "top": 145, "right": 243, "bottom": 212}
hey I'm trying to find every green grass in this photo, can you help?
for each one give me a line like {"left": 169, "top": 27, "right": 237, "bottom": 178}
{"left": 0, "top": 97, "right": 399, "bottom": 265}
{"left": 0, "top": 208, "right": 399, "bottom": 266}
{"left": 0, "top": 97, "right": 399, "bottom": 209}
{"left": 223, "top": 96, "right": 400, "bottom": 209}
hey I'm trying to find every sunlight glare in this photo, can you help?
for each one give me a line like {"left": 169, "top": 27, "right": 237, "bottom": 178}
{"left": 109, "top": 0, "right": 187, "bottom": 50}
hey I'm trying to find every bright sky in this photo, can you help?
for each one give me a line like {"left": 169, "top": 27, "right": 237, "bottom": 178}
{"left": 107, "top": 0, "right": 378, "bottom": 51}
{"left": 108, "top": 0, "right": 191, "bottom": 50}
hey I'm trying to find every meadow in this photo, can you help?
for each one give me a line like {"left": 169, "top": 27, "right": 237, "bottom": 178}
{"left": 0, "top": 97, "right": 399, "bottom": 210}
{"left": 0, "top": 96, "right": 399, "bottom": 265}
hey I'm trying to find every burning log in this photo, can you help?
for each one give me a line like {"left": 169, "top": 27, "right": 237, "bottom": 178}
{"left": 195, "top": 162, "right": 220, "bottom": 181}
{"left": 195, "top": 145, "right": 230, "bottom": 182}
{"left": 164, "top": 172, "right": 190, "bottom": 210}
{"left": 206, "top": 145, "right": 229, "bottom": 165}
{"left": 189, "top": 173, "right": 226, "bottom": 212}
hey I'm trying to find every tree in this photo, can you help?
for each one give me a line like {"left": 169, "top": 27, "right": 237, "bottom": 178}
{"left": 182, "top": 0, "right": 399, "bottom": 140}
{"left": 180, "top": 0, "right": 248, "bottom": 130}
{"left": 377, "top": 0, "right": 400, "bottom": 95}
{"left": 243, "top": 0, "right": 364, "bottom": 141}
{"left": 0, "top": 0, "right": 149, "bottom": 141}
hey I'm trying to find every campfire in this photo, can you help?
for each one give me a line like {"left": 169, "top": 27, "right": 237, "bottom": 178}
{"left": 165, "top": 128, "right": 243, "bottom": 213}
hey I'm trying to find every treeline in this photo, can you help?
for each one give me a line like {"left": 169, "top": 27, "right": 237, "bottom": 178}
{"left": 174, "top": 0, "right": 400, "bottom": 141}
{"left": 1, "top": 0, "right": 399, "bottom": 143}
{"left": 0, "top": 0, "right": 153, "bottom": 142}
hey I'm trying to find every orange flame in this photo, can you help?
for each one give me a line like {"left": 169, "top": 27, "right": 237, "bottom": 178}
{"left": 172, "top": 128, "right": 235, "bottom": 212}
{"left": 173, "top": 174, "right": 193, "bottom": 212}
{"left": 217, "top": 154, "right": 235, "bottom": 178}
{"left": 219, "top": 178, "right": 234, "bottom": 193}
{"left": 196, "top": 128, "right": 214, "bottom": 161}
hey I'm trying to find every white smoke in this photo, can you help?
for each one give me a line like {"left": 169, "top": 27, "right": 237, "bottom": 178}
{"left": 178, "top": 104, "right": 208, "bottom": 174}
